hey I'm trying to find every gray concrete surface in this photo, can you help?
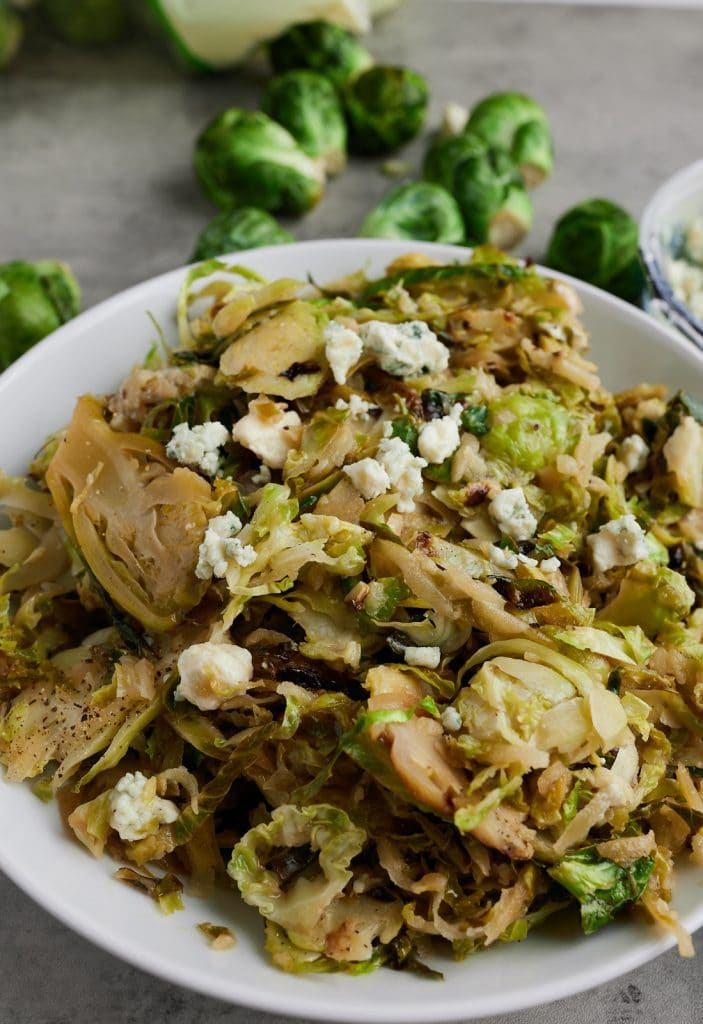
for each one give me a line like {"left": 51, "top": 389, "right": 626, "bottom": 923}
{"left": 1, "top": 2, "right": 703, "bottom": 1021}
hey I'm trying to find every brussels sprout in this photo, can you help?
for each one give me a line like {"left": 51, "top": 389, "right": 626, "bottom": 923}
{"left": 263, "top": 70, "right": 347, "bottom": 176}
{"left": 548, "top": 848, "right": 655, "bottom": 934}
{"left": 191, "top": 208, "right": 293, "bottom": 261}
{"left": 194, "top": 109, "right": 325, "bottom": 215}
{"left": 423, "top": 132, "right": 532, "bottom": 249}
{"left": 0, "top": 3, "right": 22, "bottom": 68}
{"left": 482, "top": 391, "right": 572, "bottom": 472}
{"left": 546, "top": 199, "right": 646, "bottom": 304}
{"left": 466, "top": 92, "right": 553, "bottom": 188}
{"left": 343, "top": 65, "right": 429, "bottom": 156}
{"left": 600, "top": 562, "right": 694, "bottom": 639}
{"left": 361, "top": 182, "right": 465, "bottom": 244}
{"left": 0, "top": 260, "right": 80, "bottom": 371}
{"left": 41, "top": 0, "right": 129, "bottom": 47}
{"left": 268, "top": 20, "right": 372, "bottom": 88}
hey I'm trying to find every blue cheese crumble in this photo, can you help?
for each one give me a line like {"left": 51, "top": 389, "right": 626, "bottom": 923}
{"left": 335, "top": 394, "right": 377, "bottom": 419}
{"left": 587, "top": 513, "right": 648, "bottom": 574}
{"left": 343, "top": 457, "right": 391, "bottom": 500}
{"left": 343, "top": 436, "right": 428, "bottom": 512}
{"left": 667, "top": 215, "right": 703, "bottom": 323}
{"left": 488, "top": 487, "right": 538, "bottom": 541}
{"left": 376, "top": 436, "right": 428, "bottom": 512}
{"left": 196, "top": 511, "right": 256, "bottom": 580}
{"left": 404, "top": 645, "right": 441, "bottom": 669}
{"left": 230, "top": 396, "right": 302, "bottom": 469}
{"left": 418, "top": 404, "right": 463, "bottom": 464}
{"left": 324, "top": 320, "right": 363, "bottom": 385}
{"left": 175, "top": 642, "right": 254, "bottom": 711}
{"left": 359, "top": 319, "right": 449, "bottom": 377}
{"left": 109, "top": 771, "right": 179, "bottom": 843}
{"left": 618, "top": 435, "right": 649, "bottom": 475}
{"left": 166, "top": 421, "right": 229, "bottom": 477}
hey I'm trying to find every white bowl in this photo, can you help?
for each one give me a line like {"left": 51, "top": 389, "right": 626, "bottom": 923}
{"left": 640, "top": 158, "right": 703, "bottom": 347}
{"left": 1, "top": 239, "right": 702, "bottom": 1022}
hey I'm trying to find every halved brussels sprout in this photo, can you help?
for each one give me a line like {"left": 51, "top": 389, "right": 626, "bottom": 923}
{"left": 361, "top": 182, "right": 465, "bottom": 244}
{"left": 263, "top": 70, "right": 347, "bottom": 175}
{"left": 0, "top": 3, "right": 22, "bottom": 67}
{"left": 546, "top": 199, "right": 646, "bottom": 304}
{"left": 268, "top": 20, "right": 372, "bottom": 88}
{"left": 482, "top": 391, "right": 572, "bottom": 472}
{"left": 0, "top": 260, "right": 80, "bottom": 370}
{"left": 191, "top": 207, "right": 292, "bottom": 261}
{"left": 46, "top": 395, "right": 218, "bottom": 631}
{"left": 42, "top": 0, "right": 129, "bottom": 47}
{"left": 423, "top": 133, "right": 532, "bottom": 249}
{"left": 343, "top": 66, "right": 429, "bottom": 156}
{"left": 194, "top": 109, "right": 325, "bottom": 215}
{"left": 466, "top": 92, "right": 553, "bottom": 188}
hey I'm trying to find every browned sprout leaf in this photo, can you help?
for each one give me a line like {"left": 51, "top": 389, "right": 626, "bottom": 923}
{"left": 197, "top": 922, "right": 236, "bottom": 950}
{"left": 46, "top": 395, "right": 219, "bottom": 632}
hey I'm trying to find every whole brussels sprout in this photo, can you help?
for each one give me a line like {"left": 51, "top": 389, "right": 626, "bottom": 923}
{"left": 194, "top": 109, "right": 325, "bottom": 215}
{"left": 0, "top": 260, "right": 81, "bottom": 371}
{"left": 343, "top": 65, "right": 429, "bottom": 156}
{"left": 191, "top": 208, "right": 293, "bottom": 261}
{"left": 0, "top": 3, "right": 23, "bottom": 69}
{"left": 546, "top": 198, "right": 646, "bottom": 304}
{"left": 466, "top": 92, "right": 553, "bottom": 188}
{"left": 268, "top": 19, "right": 372, "bottom": 88}
{"left": 41, "top": 0, "right": 129, "bottom": 47}
{"left": 263, "top": 70, "right": 347, "bottom": 176}
{"left": 361, "top": 182, "right": 464, "bottom": 244}
{"left": 423, "top": 132, "right": 532, "bottom": 249}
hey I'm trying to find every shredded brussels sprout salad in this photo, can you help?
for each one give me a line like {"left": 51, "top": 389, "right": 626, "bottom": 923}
{"left": 3, "top": 247, "right": 703, "bottom": 975}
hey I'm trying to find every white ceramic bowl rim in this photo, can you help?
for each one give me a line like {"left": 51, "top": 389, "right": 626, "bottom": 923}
{"left": 1, "top": 239, "right": 702, "bottom": 1023}
{"left": 640, "top": 158, "right": 703, "bottom": 344}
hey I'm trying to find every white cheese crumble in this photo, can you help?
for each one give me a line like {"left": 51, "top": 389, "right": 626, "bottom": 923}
{"left": 251, "top": 463, "right": 272, "bottom": 486}
{"left": 376, "top": 436, "right": 428, "bottom": 513}
{"left": 488, "top": 544, "right": 519, "bottom": 570}
{"left": 226, "top": 537, "right": 257, "bottom": 568}
{"left": 343, "top": 436, "right": 428, "bottom": 512}
{"left": 231, "top": 396, "right": 302, "bottom": 469}
{"left": 487, "top": 543, "right": 559, "bottom": 573}
{"left": 587, "top": 513, "right": 649, "bottom": 574}
{"left": 196, "top": 511, "right": 256, "bottom": 580}
{"left": 359, "top": 319, "right": 449, "bottom": 378}
{"left": 343, "top": 457, "right": 391, "bottom": 500}
{"left": 166, "top": 421, "right": 229, "bottom": 477}
{"left": 685, "top": 216, "right": 703, "bottom": 264}
{"left": 488, "top": 487, "right": 538, "bottom": 541}
{"left": 109, "top": 770, "right": 179, "bottom": 843}
{"left": 418, "top": 404, "right": 463, "bottom": 464}
{"left": 175, "top": 642, "right": 254, "bottom": 712}
{"left": 324, "top": 320, "right": 363, "bottom": 385}
{"left": 618, "top": 435, "right": 649, "bottom": 475}
{"left": 441, "top": 706, "right": 463, "bottom": 732}
{"left": 667, "top": 217, "right": 703, "bottom": 323}
{"left": 335, "top": 394, "right": 377, "bottom": 419}
{"left": 404, "top": 645, "right": 441, "bottom": 669}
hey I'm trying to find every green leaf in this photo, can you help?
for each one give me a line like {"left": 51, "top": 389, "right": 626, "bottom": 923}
{"left": 361, "top": 261, "right": 530, "bottom": 301}
{"left": 390, "top": 415, "right": 419, "bottom": 452}
{"left": 461, "top": 404, "right": 489, "bottom": 436}
{"left": 548, "top": 848, "right": 655, "bottom": 934}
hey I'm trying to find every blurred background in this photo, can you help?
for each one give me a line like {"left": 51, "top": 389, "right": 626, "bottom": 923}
{"left": 0, "top": 0, "right": 699, "bottom": 312}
